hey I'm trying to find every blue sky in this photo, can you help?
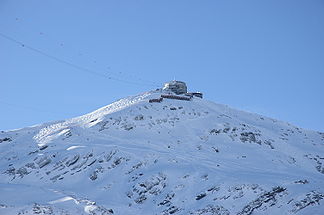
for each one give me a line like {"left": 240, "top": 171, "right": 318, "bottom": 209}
{"left": 0, "top": 0, "right": 323, "bottom": 131}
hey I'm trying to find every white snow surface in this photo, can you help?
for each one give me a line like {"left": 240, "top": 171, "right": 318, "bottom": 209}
{"left": 0, "top": 90, "right": 324, "bottom": 215}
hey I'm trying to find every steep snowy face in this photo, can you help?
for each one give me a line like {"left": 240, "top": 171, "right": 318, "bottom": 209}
{"left": 0, "top": 90, "right": 324, "bottom": 215}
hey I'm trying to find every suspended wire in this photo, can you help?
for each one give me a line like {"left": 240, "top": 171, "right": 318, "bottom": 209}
{"left": 12, "top": 17, "right": 161, "bottom": 86}
{"left": 0, "top": 32, "right": 160, "bottom": 87}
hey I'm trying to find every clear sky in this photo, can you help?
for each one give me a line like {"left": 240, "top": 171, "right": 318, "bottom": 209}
{"left": 0, "top": 0, "right": 323, "bottom": 132}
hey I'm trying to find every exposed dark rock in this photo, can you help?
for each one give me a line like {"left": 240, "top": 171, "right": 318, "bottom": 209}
{"left": 240, "top": 132, "right": 261, "bottom": 144}
{"left": 196, "top": 193, "right": 207, "bottom": 200}
{"left": 305, "top": 154, "right": 324, "bottom": 174}
{"left": 17, "top": 167, "right": 29, "bottom": 178}
{"left": 32, "top": 203, "right": 53, "bottom": 214}
{"left": 89, "top": 118, "right": 98, "bottom": 123}
{"left": 0, "top": 204, "right": 8, "bottom": 209}
{"left": 89, "top": 166, "right": 104, "bottom": 181}
{"left": 292, "top": 191, "right": 324, "bottom": 212}
{"left": 28, "top": 150, "right": 39, "bottom": 155}
{"left": 294, "top": 179, "right": 309, "bottom": 184}
{"left": 134, "top": 195, "right": 147, "bottom": 204}
{"left": 212, "top": 147, "right": 219, "bottom": 153}
{"left": 132, "top": 173, "right": 167, "bottom": 204}
{"left": 210, "top": 129, "right": 222, "bottom": 135}
{"left": 123, "top": 125, "right": 134, "bottom": 131}
{"left": 50, "top": 174, "right": 62, "bottom": 182}
{"left": 4, "top": 167, "right": 16, "bottom": 176}
{"left": 91, "top": 206, "right": 114, "bottom": 215}
{"left": 62, "top": 130, "right": 72, "bottom": 140}
{"left": 134, "top": 114, "right": 144, "bottom": 120}
{"left": 190, "top": 205, "right": 230, "bottom": 215}
{"left": 223, "top": 127, "right": 230, "bottom": 133}
{"left": 0, "top": 137, "right": 12, "bottom": 143}
{"left": 263, "top": 139, "right": 275, "bottom": 149}
{"left": 90, "top": 171, "right": 98, "bottom": 181}
{"left": 37, "top": 156, "right": 52, "bottom": 168}
{"left": 105, "top": 150, "right": 117, "bottom": 162}
{"left": 207, "top": 186, "right": 220, "bottom": 193}
{"left": 66, "top": 154, "right": 80, "bottom": 167}
{"left": 87, "top": 159, "right": 97, "bottom": 167}
{"left": 237, "top": 186, "right": 286, "bottom": 215}
{"left": 25, "top": 162, "right": 36, "bottom": 169}
{"left": 126, "top": 161, "right": 144, "bottom": 174}
{"left": 39, "top": 145, "right": 48, "bottom": 150}
{"left": 130, "top": 173, "right": 144, "bottom": 182}
{"left": 109, "top": 157, "right": 125, "bottom": 169}
{"left": 162, "top": 206, "right": 180, "bottom": 215}
{"left": 98, "top": 121, "right": 109, "bottom": 131}
{"left": 159, "top": 192, "right": 175, "bottom": 206}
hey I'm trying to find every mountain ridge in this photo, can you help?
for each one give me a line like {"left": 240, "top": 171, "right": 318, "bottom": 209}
{"left": 0, "top": 89, "right": 323, "bottom": 215}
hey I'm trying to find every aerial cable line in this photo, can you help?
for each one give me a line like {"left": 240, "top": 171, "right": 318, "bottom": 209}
{"left": 0, "top": 32, "right": 160, "bottom": 87}
{"left": 11, "top": 18, "right": 160, "bottom": 86}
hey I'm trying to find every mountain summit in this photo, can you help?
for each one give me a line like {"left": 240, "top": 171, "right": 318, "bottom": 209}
{"left": 0, "top": 85, "right": 324, "bottom": 215}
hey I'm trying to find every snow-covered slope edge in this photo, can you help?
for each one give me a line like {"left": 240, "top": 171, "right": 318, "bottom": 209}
{"left": 0, "top": 90, "right": 323, "bottom": 215}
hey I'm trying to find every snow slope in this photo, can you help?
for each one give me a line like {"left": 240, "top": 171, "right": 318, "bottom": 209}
{"left": 1, "top": 89, "right": 324, "bottom": 215}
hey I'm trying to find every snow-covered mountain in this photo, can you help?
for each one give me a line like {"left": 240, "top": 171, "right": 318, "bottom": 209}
{"left": 1, "top": 88, "right": 324, "bottom": 215}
